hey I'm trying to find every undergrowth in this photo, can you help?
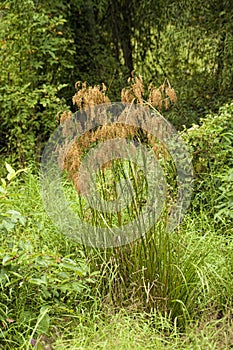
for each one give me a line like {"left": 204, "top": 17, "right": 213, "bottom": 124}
{"left": 0, "top": 160, "right": 232, "bottom": 348}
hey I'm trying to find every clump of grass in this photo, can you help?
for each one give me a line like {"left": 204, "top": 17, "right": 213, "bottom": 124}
{"left": 60, "top": 154, "right": 232, "bottom": 325}
{"left": 52, "top": 77, "right": 232, "bottom": 326}
{"left": 88, "top": 212, "right": 233, "bottom": 327}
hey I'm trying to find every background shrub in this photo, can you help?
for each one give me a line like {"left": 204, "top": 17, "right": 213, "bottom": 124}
{"left": 0, "top": 0, "right": 75, "bottom": 165}
{"left": 184, "top": 102, "right": 233, "bottom": 220}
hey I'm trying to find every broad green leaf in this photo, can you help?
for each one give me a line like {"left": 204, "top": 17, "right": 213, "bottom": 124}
{"left": 29, "top": 278, "right": 47, "bottom": 286}
{"left": 1, "top": 220, "right": 15, "bottom": 232}
{"left": 2, "top": 255, "right": 12, "bottom": 266}
{"left": 0, "top": 179, "right": 7, "bottom": 189}
{"left": 5, "top": 162, "right": 15, "bottom": 175}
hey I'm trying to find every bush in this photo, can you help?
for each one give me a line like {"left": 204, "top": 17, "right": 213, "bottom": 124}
{"left": 0, "top": 165, "right": 98, "bottom": 347}
{"left": 0, "top": 0, "right": 75, "bottom": 165}
{"left": 184, "top": 102, "right": 233, "bottom": 219}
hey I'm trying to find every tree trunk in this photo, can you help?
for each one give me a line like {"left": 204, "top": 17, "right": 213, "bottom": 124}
{"left": 111, "top": 0, "right": 134, "bottom": 75}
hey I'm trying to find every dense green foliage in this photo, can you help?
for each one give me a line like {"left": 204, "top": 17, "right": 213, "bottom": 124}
{"left": 184, "top": 102, "right": 233, "bottom": 220}
{"left": 0, "top": 156, "right": 232, "bottom": 348}
{"left": 0, "top": 0, "right": 232, "bottom": 349}
{"left": 1, "top": 0, "right": 233, "bottom": 164}
{"left": 0, "top": 0, "right": 74, "bottom": 164}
